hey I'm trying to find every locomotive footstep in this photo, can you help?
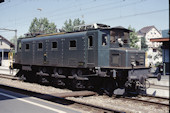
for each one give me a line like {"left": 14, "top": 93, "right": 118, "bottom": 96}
{"left": 113, "top": 88, "right": 125, "bottom": 95}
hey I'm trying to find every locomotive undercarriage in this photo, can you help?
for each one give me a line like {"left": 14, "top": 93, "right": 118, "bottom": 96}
{"left": 15, "top": 64, "right": 148, "bottom": 96}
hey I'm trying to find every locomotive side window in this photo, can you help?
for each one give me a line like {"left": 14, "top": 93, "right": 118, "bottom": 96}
{"left": 69, "top": 40, "right": 76, "bottom": 49}
{"left": 123, "top": 32, "right": 129, "bottom": 45}
{"left": 52, "top": 41, "right": 57, "bottom": 49}
{"left": 102, "top": 34, "right": 107, "bottom": 46}
{"left": 38, "top": 43, "right": 42, "bottom": 49}
{"left": 88, "top": 36, "right": 93, "bottom": 48}
{"left": 18, "top": 42, "right": 21, "bottom": 50}
{"left": 25, "top": 44, "right": 29, "bottom": 50}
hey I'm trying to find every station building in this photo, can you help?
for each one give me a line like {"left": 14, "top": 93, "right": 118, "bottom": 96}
{"left": 150, "top": 36, "right": 169, "bottom": 75}
{"left": 0, "top": 35, "right": 15, "bottom": 66}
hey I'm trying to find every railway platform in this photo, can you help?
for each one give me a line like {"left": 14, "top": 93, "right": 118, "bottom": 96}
{"left": 0, "top": 66, "right": 18, "bottom": 75}
{"left": 146, "top": 75, "right": 169, "bottom": 98}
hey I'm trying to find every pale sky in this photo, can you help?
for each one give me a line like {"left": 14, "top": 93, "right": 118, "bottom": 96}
{"left": 0, "top": 0, "right": 169, "bottom": 40}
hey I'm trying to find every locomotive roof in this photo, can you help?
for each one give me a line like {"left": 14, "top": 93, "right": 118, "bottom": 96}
{"left": 20, "top": 25, "right": 131, "bottom": 40}
{"left": 35, "top": 26, "right": 131, "bottom": 37}
{"left": 20, "top": 31, "right": 88, "bottom": 42}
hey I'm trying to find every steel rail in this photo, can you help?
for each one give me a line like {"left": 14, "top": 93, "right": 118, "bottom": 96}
{"left": 0, "top": 84, "right": 125, "bottom": 113}
{"left": 121, "top": 96, "right": 169, "bottom": 107}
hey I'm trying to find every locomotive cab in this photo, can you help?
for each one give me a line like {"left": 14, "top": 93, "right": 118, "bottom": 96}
{"left": 109, "top": 27, "right": 130, "bottom": 48}
{"left": 109, "top": 27, "right": 146, "bottom": 68}
{"left": 96, "top": 27, "right": 151, "bottom": 95}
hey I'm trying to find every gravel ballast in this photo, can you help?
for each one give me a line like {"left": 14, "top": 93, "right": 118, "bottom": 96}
{"left": 0, "top": 77, "right": 169, "bottom": 113}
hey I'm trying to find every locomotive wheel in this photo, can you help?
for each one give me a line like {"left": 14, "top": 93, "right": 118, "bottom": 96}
{"left": 20, "top": 72, "right": 26, "bottom": 81}
{"left": 71, "top": 69, "right": 77, "bottom": 76}
{"left": 58, "top": 68, "right": 63, "bottom": 75}
{"left": 71, "top": 79, "right": 85, "bottom": 90}
{"left": 77, "top": 69, "right": 83, "bottom": 76}
{"left": 53, "top": 68, "right": 57, "bottom": 74}
{"left": 52, "top": 78, "right": 65, "bottom": 88}
{"left": 22, "top": 71, "right": 33, "bottom": 82}
{"left": 103, "top": 78, "right": 115, "bottom": 97}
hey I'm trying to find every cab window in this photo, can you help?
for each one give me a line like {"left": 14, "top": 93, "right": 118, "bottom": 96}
{"left": 25, "top": 44, "right": 29, "bottom": 50}
{"left": 18, "top": 42, "right": 21, "bottom": 50}
{"left": 88, "top": 36, "right": 93, "bottom": 48}
{"left": 102, "top": 34, "right": 107, "bottom": 46}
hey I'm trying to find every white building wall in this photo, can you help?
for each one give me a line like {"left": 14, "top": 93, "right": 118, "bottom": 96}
{"left": 0, "top": 41, "right": 11, "bottom": 49}
{"left": 0, "top": 40, "right": 13, "bottom": 66}
{"left": 145, "top": 28, "right": 162, "bottom": 66}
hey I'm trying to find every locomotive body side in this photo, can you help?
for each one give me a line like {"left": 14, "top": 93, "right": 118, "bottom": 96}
{"left": 13, "top": 26, "right": 158, "bottom": 96}
{"left": 16, "top": 31, "right": 89, "bottom": 68}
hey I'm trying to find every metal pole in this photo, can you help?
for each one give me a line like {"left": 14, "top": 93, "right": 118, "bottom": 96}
{"left": 2, "top": 49, "right": 4, "bottom": 66}
{"left": 163, "top": 49, "right": 166, "bottom": 76}
{"left": 163, "top": 63, "right": 166, "bottom": 76}
{"left": 15, "top": 29, "right": 17, "bottom": 52}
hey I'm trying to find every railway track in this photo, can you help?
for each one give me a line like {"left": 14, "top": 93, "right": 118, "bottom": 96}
{"left": 0, "top": 74, "right": 169, "bottom": 112}
{"left": 0, "top": 74, "right": 20, "bottom": 80}
{"left": 0, "top": 84, "right": 124, "bottom": 113}
{"left": 119, "top": 95, "right": 169, "bottom": 107}
{"left": 0, "top": 74, "right": 124, "bottom": 113}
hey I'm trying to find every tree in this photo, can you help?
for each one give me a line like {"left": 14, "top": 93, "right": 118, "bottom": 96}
{"left": 29, "top": 17, "right": 57, "bottom": 34}
{"left": 128, "top": 26, "right": 139, "bottom": 49}
{"left": 61, "top": 18, "right": 85, "bottom": 32}
{"left": 10, "top": 36, "right": 16, "bottom": 44}
{"left": 141, "top": 37, "right": 148, "bottom": 51}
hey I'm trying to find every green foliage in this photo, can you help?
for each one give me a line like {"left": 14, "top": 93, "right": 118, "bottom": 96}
{"left": 128, "top": 25, "right": 139, "bottom": 49}
{"left": 62, "top": 18, "right": 85, "bottom": 32}
{"left": 141, "top": 37, "right": 148, "bottom": 51}
{"left": 10, "top": 36, "right": 16, "bottom": 44}
{"left": 29, "top": 17, "right": 57, "bottom": 34}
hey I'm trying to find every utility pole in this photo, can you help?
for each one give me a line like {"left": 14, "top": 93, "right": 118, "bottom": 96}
{"left": 0, "top": 28, "right": 17, "bottom": 52}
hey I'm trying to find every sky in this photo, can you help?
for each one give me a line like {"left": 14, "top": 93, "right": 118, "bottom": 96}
{"left": 0, "top": 0, "right": 169, "bottom": 40}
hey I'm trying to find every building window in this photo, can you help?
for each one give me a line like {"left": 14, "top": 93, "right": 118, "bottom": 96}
{"left": 153, "top": 48, "right": 157, "bottom": 52}
{"left": 147, "top": 55, "right": 152, "bottom": 58}
{"left": 38, "top": 43, "right": 42, "bottom": 49}
{"left": 25, "top": 44, "right": 29, "bottom": 50}
{"left": 52, "top": 41, "right": 57, "bottom": 49}
{"left": 88, "top": 36, "right": 93, "bottom": 48}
